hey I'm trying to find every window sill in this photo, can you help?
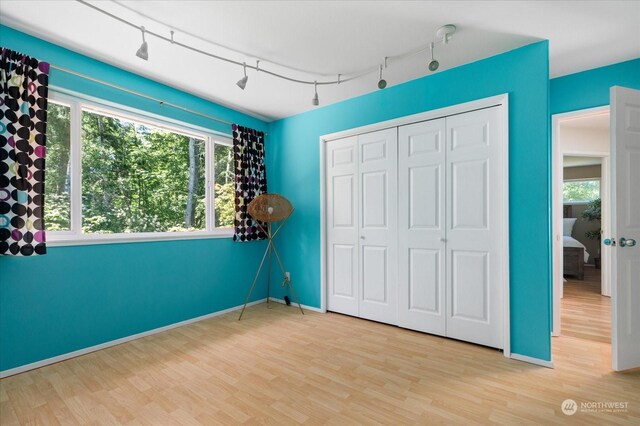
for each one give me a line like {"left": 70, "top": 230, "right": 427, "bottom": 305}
{"left": 47, "top": 230, "right": 234, "bottom": 247}
{"left": 563, "top": 201, "right": 592, "bottom": 206}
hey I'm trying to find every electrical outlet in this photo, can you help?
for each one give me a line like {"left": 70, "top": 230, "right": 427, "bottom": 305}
{"left": 285, "top": 272, "right": 291, "bottom": 281}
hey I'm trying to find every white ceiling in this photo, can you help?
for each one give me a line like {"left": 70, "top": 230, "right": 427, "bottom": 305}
{"left": 1, "top": 1, "right": 638, "bottom": 120}
{"left": 560, "top": 111, "right": 610, "bottom": 131}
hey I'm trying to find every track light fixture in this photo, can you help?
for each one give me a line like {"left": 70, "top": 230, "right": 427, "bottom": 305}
{"left": 377, "top": 57, "right": 388, "bottom": 89}
{"left": 80, "top": 1, "right": 459, "bottom": 103}
{"left": 312, "top": 81, "right": 319, "bottom": 106}
{"left": 136, "top": 26, "right": 149, "bottom": 60}
{"left": 428, "top": 42, "right": 439, "bottom": 72}
{"left": 237, "top": 62, "right": 248, "bottom": 90}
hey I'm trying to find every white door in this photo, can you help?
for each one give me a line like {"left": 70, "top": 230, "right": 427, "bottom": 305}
{"left": 610, "top": 86, "right": 640, "bottom": 371}
{"left": 445, "top": 107, "right": 504, "bottom": 349}
{"left": 326, "top": 136, "right": 359, "bottom": 316}
{"left": 398, "top": 119, "right": 447, "bottom": 335}
{"left": 358, "top": 128, "right": 398, "bottom": 324}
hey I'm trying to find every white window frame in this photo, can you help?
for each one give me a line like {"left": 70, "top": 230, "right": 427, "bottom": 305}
{"left": 562, "top": 177, "right": 601, "bottom": 204}
{"left": 47, "top": 91, "right": 234, "bottom": 246}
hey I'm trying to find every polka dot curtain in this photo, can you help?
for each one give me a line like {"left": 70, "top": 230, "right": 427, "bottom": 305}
{"left": 232, "top": 124, "right": 268, "bottom": 242}
{"left": 0, "top": 47, "right": 50, "bottom": 256}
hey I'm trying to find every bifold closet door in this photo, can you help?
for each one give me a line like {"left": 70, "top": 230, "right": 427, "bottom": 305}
{"left": 398, "top": 119, "right": 447, "bottom": 335}
{"left": 326, "top": 136, "right": 359, "bottom": 316}
{"left": 358, "top": 128, "right": 398, "bottom": 324}
{"left": 327, "top": 107, "right": 503, "bottom": 350}
{"left": 445, "top": 107, "right": 504, "bottom": 349}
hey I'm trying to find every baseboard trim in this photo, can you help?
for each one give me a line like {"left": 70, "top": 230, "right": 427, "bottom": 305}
{"left": 0, "top": 298, "right": 267, "bottom": 379}
{"left": 268, "top": 297, "right": 325, "bottom": 313}
{"left": 511, "top": 353, "right": 554, "bottom": 368}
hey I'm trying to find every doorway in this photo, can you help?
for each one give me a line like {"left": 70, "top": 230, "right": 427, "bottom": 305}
{"left": 552, "top": 107, "right": 612, "bottom": 355}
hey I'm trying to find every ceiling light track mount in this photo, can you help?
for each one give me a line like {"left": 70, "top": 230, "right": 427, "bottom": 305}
{"left": 436, "top": 24, "right": 457, "bottom": 44}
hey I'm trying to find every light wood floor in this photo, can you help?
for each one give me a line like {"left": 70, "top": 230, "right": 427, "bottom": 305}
{"left": 562, "top": 267, "right": 610, "bottom": 343}
{"left": 2, "top": 290, "right": 639, "bottom": 425}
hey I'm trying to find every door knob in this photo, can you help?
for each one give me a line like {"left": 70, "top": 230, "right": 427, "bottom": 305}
{"left": 620, "top": 237, "right": 637, "bottom": 248}
{"left": 603, "top": 238, "right": 616, "bottom": 246}
{"left": 360, "top": 236, "right": 365, "bottom": 240}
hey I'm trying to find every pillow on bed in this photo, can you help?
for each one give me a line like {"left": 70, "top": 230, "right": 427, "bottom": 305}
{"left": 563, "top": 218, "right": 577, "bottom": 236}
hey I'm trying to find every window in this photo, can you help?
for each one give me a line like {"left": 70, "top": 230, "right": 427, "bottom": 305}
{"left": 44, "top": 101, "right": 72, "bottom": 231}
{"left": 213, "top": 143, "right": 234, "bottom": 228}
{"left": 45, "top": 93, "right": 234, "bottom": 244}
{"left": 563, "top": 179, "right": 600, "bottom": 203}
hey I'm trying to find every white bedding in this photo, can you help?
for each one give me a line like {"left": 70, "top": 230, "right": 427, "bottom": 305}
{"left": 563, "top": 236, "right": 589, "bottom": 263}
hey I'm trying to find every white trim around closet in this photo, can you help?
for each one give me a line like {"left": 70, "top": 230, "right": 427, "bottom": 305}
{"left": 319, "top": 94, "right": 511, "bottom": 358}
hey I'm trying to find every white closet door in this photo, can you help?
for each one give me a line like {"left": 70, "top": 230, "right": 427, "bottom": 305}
{"left": 445, "top": 107, "right": 504, "bottom": 349}
{"left": 398, "top": 119, "right": 447, "bottom": 335}
{"left": 326, "top": 136, "right": 359, "bottom": 316}
{"left": 358, "top": 128, "right": 398, "bottom": 324}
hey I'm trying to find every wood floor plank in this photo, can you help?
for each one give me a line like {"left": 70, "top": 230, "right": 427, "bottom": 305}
{"left": 1, "top": 276, "right": 639, "bottom": 424}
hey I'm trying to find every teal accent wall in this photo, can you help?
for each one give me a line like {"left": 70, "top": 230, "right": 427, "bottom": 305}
{"left": 550, "top": 58, "right": 640, "bottom": 114}
{"left": 267, "top": 42, "right": 552, "bottom": 361}
{"left": 10, "top": 22, "right": 629, "bottom": 368}
{"left": 0, "top": 26, "right": 269, "bottom": 372}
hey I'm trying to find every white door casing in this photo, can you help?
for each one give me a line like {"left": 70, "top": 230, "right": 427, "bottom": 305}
{"left": 611, "top": 86, "right": 640, "bottom": 372}
{"left": 326, "top": 136, "right": 359, "bottom": 316}
{"left": 551, "top": 106, "right": 611, "bottom": 337}
{"left": 445, "top": 107, "right": 504, "bottom": 349}
{"left": 358, "top": 128, "right": 398, "bottom": 324}
{"left": 398, "top": 119, "right": 447, "bottom": 335}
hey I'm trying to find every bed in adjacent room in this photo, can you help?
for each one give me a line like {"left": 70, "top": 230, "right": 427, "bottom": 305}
{"left": 563, "top": 218, "right": 589, "bottom": 280}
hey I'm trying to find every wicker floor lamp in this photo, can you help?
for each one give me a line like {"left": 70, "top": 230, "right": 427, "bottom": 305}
{"left": 238, "top": 193, "right": 304, "bottom": 320}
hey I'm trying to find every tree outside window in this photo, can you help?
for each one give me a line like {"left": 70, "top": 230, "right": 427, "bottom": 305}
{"left": 44, "top": 96, "right": 235, "bottom": 238}
{"left": 563, "top": 179, "right": 600, "bottom": 203}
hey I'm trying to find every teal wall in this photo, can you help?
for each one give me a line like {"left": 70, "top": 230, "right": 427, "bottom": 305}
{"left": 267, "top": 42, "right": 553, "bottom": 361}
{"left": 6, "top": 24, "right": 634, "bottom": 370}
{"left": 550, "top": 58, "right": 640, "bottom": 114}
{"left": 0, "top": 26, "right": 269, "bottom": 372}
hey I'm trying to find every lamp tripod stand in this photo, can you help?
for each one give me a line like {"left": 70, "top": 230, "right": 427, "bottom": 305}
{"left": 238, "top": 194, "right": 304, "bottom": 320}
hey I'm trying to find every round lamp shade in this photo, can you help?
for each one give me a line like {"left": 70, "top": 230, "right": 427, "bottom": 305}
{"left": 248, "top": 193, "right": 293, "bottom": 223}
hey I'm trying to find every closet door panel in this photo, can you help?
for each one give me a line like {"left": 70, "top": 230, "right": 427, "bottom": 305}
{"left": 358, "top": 128, "right": 398, "bottom": 324}
{"left": 445, "top": 107, "right": 504, "bottom": 349}
{"left": 326, "top": 136, "right": 359, "bottom": 316}
{"left": 398, "top": 119, "right": 446, "bottom": 335}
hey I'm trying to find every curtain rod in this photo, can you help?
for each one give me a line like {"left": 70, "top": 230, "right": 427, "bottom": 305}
{"left": 49, "top": 64, "right": 267, "bottom": 134}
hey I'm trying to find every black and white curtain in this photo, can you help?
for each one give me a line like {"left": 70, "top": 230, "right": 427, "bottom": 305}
{"left": 0, "top": 47, "right": 50, "bottom": 256}
{"left": 232, "top": 124, "right": 267, "bottom": 242}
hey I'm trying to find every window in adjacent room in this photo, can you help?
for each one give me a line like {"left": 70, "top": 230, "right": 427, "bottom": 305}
{"left": 44, "top": 92, "right": 235, "bottom": 243}
{"left": 563, "top": 179, "right": 600, "bottom": 203}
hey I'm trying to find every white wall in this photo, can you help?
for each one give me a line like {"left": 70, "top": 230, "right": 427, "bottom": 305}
{"left": 559, "top": 126, "right": 609, "bottom": 153}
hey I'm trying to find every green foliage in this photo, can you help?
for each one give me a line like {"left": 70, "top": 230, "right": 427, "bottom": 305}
{"left": 215, "top": 182, "right": 235, "bottom": 228}
{"left": 563, "top": 180, "right": 599, "bottom": 203}
{"left": 581, "top": 198, "right": 602, "bottom": 240}
{"left": 213, "top": 144, "right": 235, "bottom": 228}
{"left": 44, "top": 103, "right": 236, "bottom": 234}
{"left": 44, "top": 102, "right": 71, "bottom": 231}
{"left": 81, "top": 111, "right": 206, "bottom": 233}
{"left": 44, "top": 193, "right": 71, "bottom": 231}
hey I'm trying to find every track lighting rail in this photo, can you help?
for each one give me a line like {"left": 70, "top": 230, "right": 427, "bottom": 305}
{"left": 76, "top": 0, "right": 456, "bottom": 99}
